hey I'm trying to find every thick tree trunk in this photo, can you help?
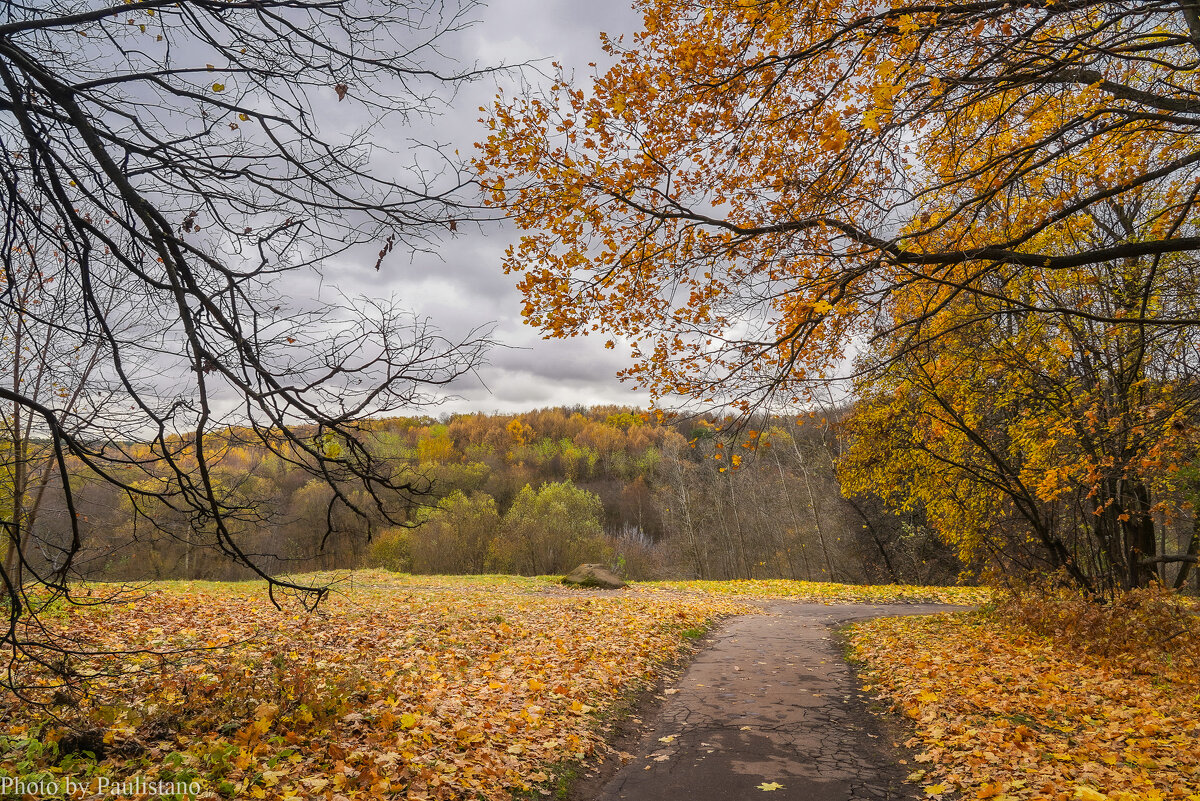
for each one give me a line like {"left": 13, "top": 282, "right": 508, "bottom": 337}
{"left": 1121, "top": 481, "right": 1158, "bottom": 589}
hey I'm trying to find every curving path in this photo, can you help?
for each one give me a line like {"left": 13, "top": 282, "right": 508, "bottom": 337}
{"left": 594, "top": 602, "right": 963, "bottom": 801}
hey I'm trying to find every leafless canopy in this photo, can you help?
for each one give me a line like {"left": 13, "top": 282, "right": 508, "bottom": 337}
{"left": 0, "top": 0, "right": 495, "bottom": 680}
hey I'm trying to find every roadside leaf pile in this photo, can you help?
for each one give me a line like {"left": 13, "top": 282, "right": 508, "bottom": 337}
{"left": 643, "top": 579, "right": 988, "bottom": 605}
{"left": 850, "top": 593, "right": 1200, "bottom": 801}
{"left": 0, "top": 572, "right": 751, "bottom": 800}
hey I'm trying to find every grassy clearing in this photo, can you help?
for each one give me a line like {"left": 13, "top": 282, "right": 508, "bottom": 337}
{"left": 0, "top": 571, "right": 752, "bottom": 800}
{"left": 640, "top": 578, "right": 989, "bottom": 605}
{"left": 849, "top": 595, "right": 1200, "bottom": 801}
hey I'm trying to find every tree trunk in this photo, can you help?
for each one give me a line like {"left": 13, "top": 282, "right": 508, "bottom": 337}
{"left": 1121, "top": 480, "right": 1158, "bottom": 589}
{"left": 1171, "top": 516, "right": 1200, "bottom": 590}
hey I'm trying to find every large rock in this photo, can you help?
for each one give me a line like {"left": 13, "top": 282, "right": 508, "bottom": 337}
{"left": 562, "top": 563, "right": 626, "bottom": 589}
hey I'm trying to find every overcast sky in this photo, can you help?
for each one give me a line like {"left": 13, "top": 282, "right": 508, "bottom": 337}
{"left": 321, "top": 0, "right": 650, "bottom": 417}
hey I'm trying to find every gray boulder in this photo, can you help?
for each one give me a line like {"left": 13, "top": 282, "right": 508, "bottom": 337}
{"left": 562, "top": 563, "right": 626, "bottom": 589}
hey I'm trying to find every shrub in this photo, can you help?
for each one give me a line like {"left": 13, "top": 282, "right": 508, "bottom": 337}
{"left": 604, "top": 532, "right": 668, "bottom": 580}
{"left": 488, "top": 481, "right": 610, "bottom": 575}
{"left": 410, "top": 492, "right": 499, "bottom": 574}
{"left": 997, "top": 579, "right": 1198, "bottom": 663}
{"left": 367, "top": 527, "right": 412, "bottom": 573}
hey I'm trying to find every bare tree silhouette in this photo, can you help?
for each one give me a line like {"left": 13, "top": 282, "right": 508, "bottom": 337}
{"left": 0, "top": 0, "right": 496, "bottom": 690}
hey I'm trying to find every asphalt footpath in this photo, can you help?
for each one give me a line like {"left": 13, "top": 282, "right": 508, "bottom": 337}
{"left": 593, "top": 602, "right": 963, "bottom": 801}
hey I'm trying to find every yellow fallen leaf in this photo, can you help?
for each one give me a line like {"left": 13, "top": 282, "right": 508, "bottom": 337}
{"left": 1075, "top": 789, "right": 1107, "bottom": 801}
{"left": 757, "top": 781, "right": 784, "bottom": 791}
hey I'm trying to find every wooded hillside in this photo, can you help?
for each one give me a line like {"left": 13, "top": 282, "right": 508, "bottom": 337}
{"left": 13, "top": 407, "right": 961, "bottom": 585}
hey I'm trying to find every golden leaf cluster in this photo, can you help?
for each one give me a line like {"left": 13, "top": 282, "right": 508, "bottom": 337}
{"left": 851, "top": 606, "right": 1200, "bottom": 800}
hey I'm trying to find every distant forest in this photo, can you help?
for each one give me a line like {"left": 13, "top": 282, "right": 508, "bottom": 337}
{"left": 27, "top": 407, "right": 963, "bottom": 585}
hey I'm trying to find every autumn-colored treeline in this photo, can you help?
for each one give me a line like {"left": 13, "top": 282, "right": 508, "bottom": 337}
{"left": 16, "top": 406, "right": 959, "bottom": 584}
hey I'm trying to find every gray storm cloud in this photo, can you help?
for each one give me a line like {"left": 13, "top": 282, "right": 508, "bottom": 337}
{"left": 309, "top": 0, "right": 651, "bottom": 416}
